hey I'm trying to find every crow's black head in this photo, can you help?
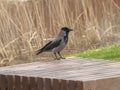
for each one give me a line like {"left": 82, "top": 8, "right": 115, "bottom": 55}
{"left": 61, "top": 27, "right": 73, "bottom": 33}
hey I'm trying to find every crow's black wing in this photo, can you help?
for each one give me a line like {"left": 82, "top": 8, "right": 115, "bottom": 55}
{"left": 36, "top": 38, "right": 62, "bottom": 55}
{"left": 42, "top": 39, "right": 62, "bottom": 51}
{"left": 36, "top": 41, "right": 52, "bottom": 55}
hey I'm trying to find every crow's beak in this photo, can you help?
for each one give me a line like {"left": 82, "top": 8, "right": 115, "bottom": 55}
{"left": 69, "top": 29, "right": 73, "bottom": 31}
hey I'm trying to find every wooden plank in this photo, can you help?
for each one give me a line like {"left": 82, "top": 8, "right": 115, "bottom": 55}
{"left": 0, "top": 58, "right": 120, "bottom": 81}
{"left": 0, "top": 75, "right": 1, "bottom": 90}
{"left": 44, "top": 78, "right": 52, "bottom": 90}
{"left": 29, "top": 77, "right": 37, "bottom": 90}
{"left": 60, "top": 80, "right": 68, "bottom": 90}
{"left": 76, "top": 81, "right": 83, "bottom": 90}
{"left": 83, "top": 80, "right": 96, "bottom": 90}
{"left": 0, "top": 75, "right": 8, "bottom": 90}
{"left": 95, "top": 77, "right": 120, "bottom": 90}
{"left": 0, "top": 58, "right": 120, "bottom": 90}
{"left": 52, "top": 79, "right": 60, "bottom": 90}
{"left": 37, "top": 77, "right": 43, "bottom": 90}
{"left": 68, "top": 80, "right": 76, "bottom": 90}
{"left": 7, "top": 75, "right": 14, "bottom": 90}
{"left": 15, "top": 76, "right": 21, "bottom": 90}
{"left": 22, "top": 76, "right": 29, "bottom": 90}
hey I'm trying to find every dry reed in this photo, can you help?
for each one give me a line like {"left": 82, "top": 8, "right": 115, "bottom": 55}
{"left": 0, "top": 0, "right": 120, "bottom": 66}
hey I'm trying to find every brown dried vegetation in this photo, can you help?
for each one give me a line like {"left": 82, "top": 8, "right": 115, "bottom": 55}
{"left": 0, "top": 0, "right": 120, "bottom": 66}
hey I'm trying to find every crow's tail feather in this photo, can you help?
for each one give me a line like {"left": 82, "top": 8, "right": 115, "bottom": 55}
{"left": 36, "top": 49, "right": 43, "bottom": 55}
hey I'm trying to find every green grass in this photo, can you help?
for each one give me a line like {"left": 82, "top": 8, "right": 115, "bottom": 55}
{"left": 75, "top": 44, "right": 120, "bottom": 61}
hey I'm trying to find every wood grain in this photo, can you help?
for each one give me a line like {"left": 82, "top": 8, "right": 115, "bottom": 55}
{"left": 22, "top": 76, "right": 29, "bottom": 90}
{"left": 0, "top": 58, "right": 120, "bottom": 90}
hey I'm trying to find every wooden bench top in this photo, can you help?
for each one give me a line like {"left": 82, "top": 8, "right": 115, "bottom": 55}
{"left": 0, "top": 57, "right": 120, "bottom": 81}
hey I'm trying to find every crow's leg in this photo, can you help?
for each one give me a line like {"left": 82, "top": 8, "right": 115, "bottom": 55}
{"left": 54, "top": 53, "right": 60, "bottom": 60}
{"left": 58, "top": 52, "right": 65, "bottom": 59}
